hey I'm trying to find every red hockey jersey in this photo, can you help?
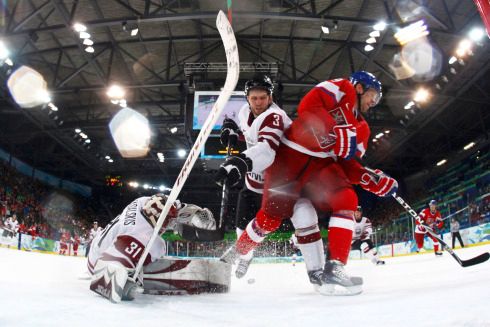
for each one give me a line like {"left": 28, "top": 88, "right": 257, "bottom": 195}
{"left": 415, "top": 208, "right": 443, "bottom": 233}
{"left": 283, "top": 78, "right": 370, "bottom": 159}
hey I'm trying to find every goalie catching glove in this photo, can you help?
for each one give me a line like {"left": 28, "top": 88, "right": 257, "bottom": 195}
{"left": 215, "top": 153, "right": 252, "bottom": 188}
{"left": 220, "top": 118, "right": 240, "bottom": 147}
{"left": 360, "top": 168, "right": 398, "bottom": 197}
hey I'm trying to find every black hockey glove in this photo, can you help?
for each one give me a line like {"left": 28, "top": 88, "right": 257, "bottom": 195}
{"left": 215, "top": 153, "right": 252, "bottom": 188}
{"left": 220, "top": 118, "right": 240, "bottom": 147}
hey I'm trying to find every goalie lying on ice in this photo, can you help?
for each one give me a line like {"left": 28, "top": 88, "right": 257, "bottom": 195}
{"left": 87, "top": 194, "right": 231, "bottom": 303}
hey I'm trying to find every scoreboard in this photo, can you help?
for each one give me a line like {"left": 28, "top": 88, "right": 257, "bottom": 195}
{"left": 105, "top": 175, "right": 123, "bottom": 187}
{"left": 201, "top": 135, "right": 247, "bottom": 159}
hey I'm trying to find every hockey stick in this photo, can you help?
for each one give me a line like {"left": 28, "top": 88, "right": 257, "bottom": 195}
{"left": 392, "top": 192, "right": 489, "bottom": 267}
{"left": 128, "top": 10, "right": 239, "bottom": 283}
{"left": 176, "top": 140, "right": 232, "bottom": 241}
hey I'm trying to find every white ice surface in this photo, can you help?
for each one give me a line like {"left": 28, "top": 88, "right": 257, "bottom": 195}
{"left": 1, "top": 245, "right": 489, "bottom": 327}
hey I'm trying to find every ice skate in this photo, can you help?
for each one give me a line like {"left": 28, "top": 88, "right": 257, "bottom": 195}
{"left": 307, "top": 269, "right": 324, "bottom": 291}
{"left": 317, "top": 260, "right": 363, "bottom": 296}
{"left": 220, "top": 246, "right": 239, "bottom": 264}
{"left": 435, "top": 251, "right": 443, "bottom": 256}
{"left": 235, "top": 257, "right": 252, "bottom": 279}
{"left": 375, "top": 260, "right": 386, "bottom": 265}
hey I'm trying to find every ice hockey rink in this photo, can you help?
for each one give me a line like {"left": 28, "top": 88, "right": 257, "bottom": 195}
{"left": 1, "top": 245, "right": 489, "bottom": 327}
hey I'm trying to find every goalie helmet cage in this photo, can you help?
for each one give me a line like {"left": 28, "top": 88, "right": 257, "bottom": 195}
{"left": 128, "top": 10, "right": 239, "bottom": 283}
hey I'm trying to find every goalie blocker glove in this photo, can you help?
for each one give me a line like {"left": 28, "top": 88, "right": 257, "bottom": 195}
{"left": 331, "top": 124, "right": 357, "bottom": 160}
{"left": 360, "top": 168, "right": 398, "bottom": 197}
{"left": 220, "top": 118, "right": 240, "bottom": 147}
{"left": 215, "top": 153, "right": 252, "bottom": 188}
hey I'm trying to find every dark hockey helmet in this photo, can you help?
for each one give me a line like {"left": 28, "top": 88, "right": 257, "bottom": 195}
{"left": 356, "top": 206, "right": 362, "bottom": 212}
{"left": 429, "top": 200, "right": 437, "bottom": 206}
{"left": 349, "top": 71, "right": 382, "bottom": 103}
{"left": 244, "top": 74, "right": 274, "bottom": 96}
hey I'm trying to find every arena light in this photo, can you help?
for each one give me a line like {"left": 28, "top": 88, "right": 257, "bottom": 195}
{"left": 130, "top": 28, "right": 139, "bottom": 36}
{"left": 375, "top": 132, "right": 384, "bottom": 139}
{"left": 170, "top": 127, "right": 178, "bottom": 134}
{"left": 158, "top": 185, "right": 166, "bottom": 191}
{"left": 143, "top": 184, "right": 150, "bottom": 189}
{"left": 75, "top": 128, "right": 81, "bottom": 133}
{"left": 463, "top": 142, "right": 475, "bottom": 150}
{"left": 436, "top": 159, "right": 447, "bottom": 166}
{"left": 373, "top": 21, "right": 386, "bottom": 31}
{"left": 321, "top": 25, "right": 330, "bottom": 34}
{"left": 394, "top": 20, "right": 429, "bottom": 45}
{"left": 0, "top": 41, "right": 9, "bottom": 59}
{"left": 79, "top": 31, "right": 91, "bottom": 39}
{"left": 469, "top": 28, "right": 484, "bottom": 42}
{"left": 364, "top": 44, "right": 374, "bottom": 52}
{"left": 413, "top": 88, "right": 430, "bottom": 103}
{"left": 83, "top": 39, "right": 94, "bottom": 46}
{"left": 404, "top": 101, "right": 415, "bottom": 109}
{"left": 455, "top": 39, "right": 472, "bottom": 57}
{"left": 48, "top": 102, "right": 58, "bottom": 111}
{"left": 106, "top": 84, "right": 126, "bottom": 100}
{"left": 85, "top": 46, "right": 94, "bottom": 53}
{"left": 448, "top": 56, "right": 457, "bottom": 64}
{"left": 369, "top": 30, "right": 380, "bottom": 38}
{"left": 384, "top": 130, "right": 390, "bottom": 134}
{"left": 177, "top": 149, "right": 186, "bottom": 158}
{"left": 366, "top": 37, "right": 377, "bottom": 44}
{"left": 4, "top": 58, "right": 13, "bottom": 66}
{"left": 73, "top": 23, "right": 87, "bottom": 32}
{"left": 108, "top": 159, "right": 114, "bottom": 163}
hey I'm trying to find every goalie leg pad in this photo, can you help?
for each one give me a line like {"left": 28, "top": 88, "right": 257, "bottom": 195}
{"left": 90, "top": 261, "right": 132, "bottom": 303}
{"left": 142, "top": 257, "right": 232, "bottom": 295}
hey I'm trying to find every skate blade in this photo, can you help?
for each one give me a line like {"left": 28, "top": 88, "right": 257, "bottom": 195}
{"left": 317, "top": 283, "right": 363, "bottom": 296}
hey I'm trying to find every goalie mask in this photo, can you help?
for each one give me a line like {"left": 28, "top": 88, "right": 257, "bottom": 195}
{"left": 142, "top": 194, "right": 179, "bottom": 229}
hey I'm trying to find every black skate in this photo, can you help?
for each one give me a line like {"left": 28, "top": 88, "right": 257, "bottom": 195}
{"left": 435, "top": 251, "right": 443, "bottom": 256}
{"left": 318, "top": 260, "right": 363, "bottom": 296}
{"left": 376, "top": 260, "right": 386, "bottom": 265}
{"left": 235, "top": 258, "right": 252, "bottom": 279}
{"left": 220, "top": 246, "right": 239, "bottom": 264}
{"left": 307, "top": 269, "right": 324, "bottom": 289}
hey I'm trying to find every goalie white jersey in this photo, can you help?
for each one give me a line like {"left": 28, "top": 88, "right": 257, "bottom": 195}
{"left": 87, "top": 197, "right": 165, "bottom": 274}
{"left": 237, "top": 103, "right": 292, "bottom": 193}
{"left": 352, "top": 217, "right": 373, "bottom": 241}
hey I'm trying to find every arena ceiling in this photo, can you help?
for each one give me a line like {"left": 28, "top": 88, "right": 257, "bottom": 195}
{"left": 0, "top": 0, "right": 489, "bottom": 207}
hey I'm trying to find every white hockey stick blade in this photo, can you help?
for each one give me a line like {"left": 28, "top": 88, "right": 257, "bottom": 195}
{"left": 129, "top": 10, "right": 239, "bottom": 283}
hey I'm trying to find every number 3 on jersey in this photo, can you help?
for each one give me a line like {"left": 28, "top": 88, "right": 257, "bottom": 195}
{"left": 272, "top": 114, "right": 280, "bottom": 126}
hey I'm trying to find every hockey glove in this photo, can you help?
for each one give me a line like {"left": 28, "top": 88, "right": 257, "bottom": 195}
{"left": 331, "top": 124, "right": 357, "bottom": 159}
{"left": 215, "top": 153, "right": 252, "bottom": 188}
{"left": 360, "top": 168, "right": 398, "bottom": 197}
{"left": 220, "top": 118, "right": 240, "bottom": 147}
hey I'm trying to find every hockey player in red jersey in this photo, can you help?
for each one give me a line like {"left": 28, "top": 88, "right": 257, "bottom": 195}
{"left": 215, "top": 76, "right": 325, "bottom": 282}
{"left": 72, "top": 233, "right": 81, "bottom": 256}
{"left": 351, "top": 206, "right": 384, "bottom": 265}
{"left": 415, "top": 200, "right": 444, "bottom": 255}
{"left": 221, "top": 71, "right": 398, "bottom": 295}
{"left": 59, "top": 229, "right": 71, "bottom": 255}
{"left": 87, "top": 194, "right": 231, "bottom": 303}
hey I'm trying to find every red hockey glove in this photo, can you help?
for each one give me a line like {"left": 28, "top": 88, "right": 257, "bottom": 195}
{"left": 332, "top": 124, "right": 357, "bottom": 159}
{"left": 360, "top": 168, "right": 398, "bottom": 197}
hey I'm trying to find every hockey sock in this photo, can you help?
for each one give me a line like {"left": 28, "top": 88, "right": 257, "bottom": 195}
{"left": 296, "top": 229, "right": 324, "bottom": 271}
{"left": 236, "top": 210, "right": 281, "bottom": 256}
{"left": 236, "top": 228, "right": 254, "bottom": 260}
{"left": 434, "top": 243, "right": 440, "bottom": 252}
{"left": 327, "top": 214, "right": 354, "bottom": 264}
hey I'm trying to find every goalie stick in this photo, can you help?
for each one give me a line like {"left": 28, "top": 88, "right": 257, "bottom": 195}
{"left": 128, "top": 10, "right": 239, "bottom": 283}
{"left": 177, "top": 140, "right": 232, "bottom": 241}
{"left": 392, "top": 192, "right": 489, "bottom": 267}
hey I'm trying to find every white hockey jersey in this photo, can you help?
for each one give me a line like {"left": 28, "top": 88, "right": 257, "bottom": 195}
{"left": 237, "top": 103, "right": 292, "bottom": 193}
{"left": 4, "top": 217, "right": 19, "bottom": 233}
{"left": 87, "top": 197, "right": 214, "bottom": 274}
{"left": 352, "top": 217, "right": 373, "bottom": 241}
{"left": 87, "top": 197, "right": 164, "bottom": 274}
